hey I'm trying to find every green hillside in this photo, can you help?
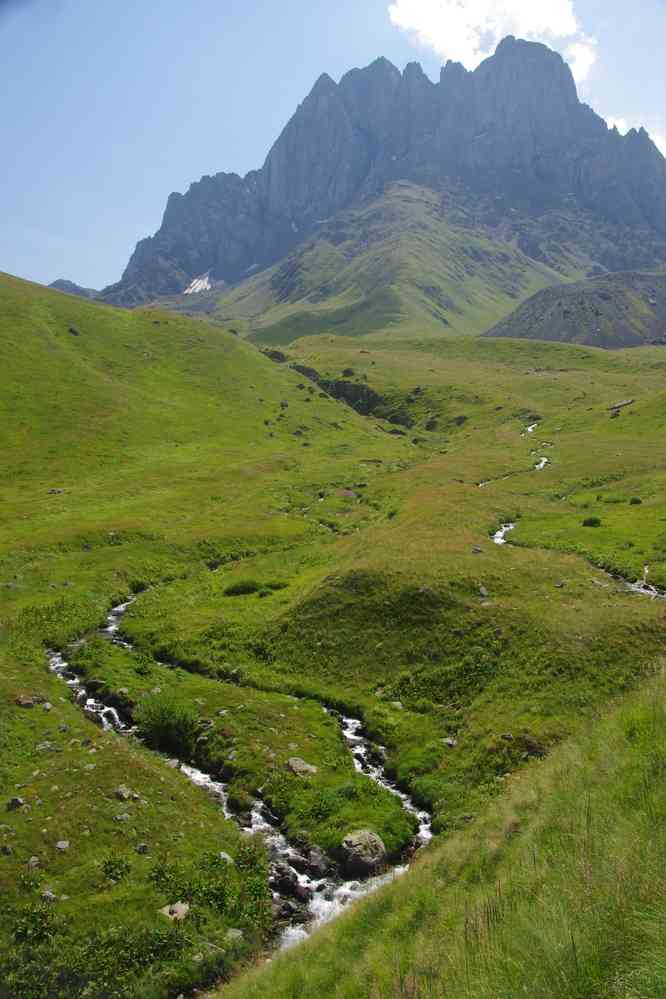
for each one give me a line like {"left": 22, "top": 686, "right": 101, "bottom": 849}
{"left": 3, "top": 273, "right": 666, "bottom": 997}
{"left": 486, "top": 270, "right": 666, "bottom": 348}
{"left": 159, "top": 185, "right": 584, "bottom": 344}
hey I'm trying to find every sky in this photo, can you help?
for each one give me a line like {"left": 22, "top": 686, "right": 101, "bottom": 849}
{"left": 1, "top": 0, "right": 665, "bottom": 290}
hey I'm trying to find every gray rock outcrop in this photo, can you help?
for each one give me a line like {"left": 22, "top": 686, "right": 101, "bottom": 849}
{"left": 102, "top": 38, "right": 666, "bottom": 307}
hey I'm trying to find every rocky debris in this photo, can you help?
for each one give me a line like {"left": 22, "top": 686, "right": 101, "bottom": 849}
{"left": 443, "top": 737, "right": 458, "bottom": 748}
{"left": 159, "top": 902, "right": 190, "bottom": 923}
{"left": 27, "top": 856, "right": 40, "bottom": 871}
{"left": 55, "top": 840, "right": 70, "bottom": 852}
{"left": 43, "top": 703, "right": 52, "bottom": 712}
{"left": 41, "top": 889, "right": 58, "bottom": 903}
{"left": 15, "top": 694, "right": 45, "bottom": 708}
{"left": 7, "top": 797, "right": 25, "bottom": 812}
{"left": 270, "top": 861, "right": 311, "bottom": 901}
{"left": 340, "top": 829, "right": 387, "bottom": 876}
{"left": 135, "top": 843, "right": 149, "bottom": 855}
{"left": 114, "top": 813, "right": 131, "bottom": 823}
{"left": 290, "top": 846, "right": 332, "bottom": 878}
{"left": 287, "top": 757, "right": 318, "bottom": 776}
{"left": 479, "top": 585, "right": 489, "bottom": 598}
{"left": 115, "top": 785, "right": 132, "bottom": 802}
{"left": 219, "top": 851, "right": 234, "bottom": 865}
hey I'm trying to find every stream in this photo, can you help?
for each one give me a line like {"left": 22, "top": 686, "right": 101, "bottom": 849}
{"left": 47, "top": 601, "right": 433, "bottom": 950}
{"left": 492, "top": 524, "right": 665, "bottom": 598}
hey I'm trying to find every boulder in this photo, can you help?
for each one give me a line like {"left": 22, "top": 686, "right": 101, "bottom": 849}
{"left": 340, "top": 829, "right": 387, "bottom": 876}
{"left": 159, "top": 902, "right": 190, "bottom": 923}
{"left": 287, "top": 757, "right": 318, "bottom": 776}
{"left": 270, "top": 861, "right": 301, "bottom": 897}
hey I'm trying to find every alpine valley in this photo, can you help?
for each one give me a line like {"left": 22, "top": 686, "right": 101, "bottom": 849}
{"left": 4, "top": 34, "right": 666, "bottom": 999}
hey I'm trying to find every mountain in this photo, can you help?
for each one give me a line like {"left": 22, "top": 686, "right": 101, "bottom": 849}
{"left": 102, "top": 36, "right": 666, "bottom": 314}
{"left": 485, "top": 270, "right": 666, "bottom": 348}
{"left": 154, "top": 183, "right": 573, "bottom": 344}
{"left": 49, "top": 278, "right": 99, "bottom": 300}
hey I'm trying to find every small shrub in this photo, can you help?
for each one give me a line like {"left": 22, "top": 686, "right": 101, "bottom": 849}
{"left": 630, "top": 496, "right": 643, "bottom": 505}
{"left": 224, "top": 580, "right": 261, "bottom": 597}
{"left": 135, "top": 693, "right": 198, "bottom": 758}
{"left": 583, "top": 517, "right": 602, "bottom": 528}
{"left": 228, "top": 783, "right": 254, "bottom": 814}
{"left": 102, "top": 853, "right": 132, "bottom": 882}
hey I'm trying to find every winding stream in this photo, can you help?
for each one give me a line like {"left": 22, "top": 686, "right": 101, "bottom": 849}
{"left": 47, "top": 601, "right": 433, "bottom": 950}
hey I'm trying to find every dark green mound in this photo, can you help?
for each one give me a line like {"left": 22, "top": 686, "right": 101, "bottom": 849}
{"left": 485, "top": 271, "right": 666, "bottom": 348}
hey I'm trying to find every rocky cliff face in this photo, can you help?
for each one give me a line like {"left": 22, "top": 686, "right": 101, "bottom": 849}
{"left": 102, "top": 36, "right": 666, "bottom": 306}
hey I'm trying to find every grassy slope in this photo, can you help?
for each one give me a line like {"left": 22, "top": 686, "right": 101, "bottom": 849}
{"left": 0, "top": 273, "right": 412, "bottom": 995}
{"left": 219, "top": 673, "right": 666, "bottom": 999}
{"left": 485, "top": 270, "right": 666, "bottom": 348}
{"left": 162, "top": 185, "right": 578, "bottom": 344}
{"left": 3, "top": 272, "right": 666, "bottom": 996}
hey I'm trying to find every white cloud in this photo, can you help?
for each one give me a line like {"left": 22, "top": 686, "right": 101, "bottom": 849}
{"left": 388, "top": 0, "right": 598, "bottom": 82}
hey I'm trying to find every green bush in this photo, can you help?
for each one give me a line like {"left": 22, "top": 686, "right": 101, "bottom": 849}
{"left": 630, "top": 496, "right": 643, "bottom": 505}
{"left": 583, "top": 516, "right": 602, "bottom": 528}
{"left": 135, "top": 693, "right": 198, "bottom": 759}
{"left": 224, "top": 580, "right": 261, "bottom": 597}
{"left": 102, "top": 854, "right": 132, "bottom": 882}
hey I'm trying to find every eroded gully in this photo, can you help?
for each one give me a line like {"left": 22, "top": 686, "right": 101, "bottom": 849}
{"left": 47, "top": 601, "right": 432, "bottom": 951}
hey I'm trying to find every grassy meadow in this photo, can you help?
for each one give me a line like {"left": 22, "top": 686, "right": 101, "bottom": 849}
{"left": 1, "top": 271, "right": 666, "bottom": 997}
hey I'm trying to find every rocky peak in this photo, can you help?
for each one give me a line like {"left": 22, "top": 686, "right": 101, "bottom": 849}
{"left": 102, "top": 37, "right": 666, "bottom": 306}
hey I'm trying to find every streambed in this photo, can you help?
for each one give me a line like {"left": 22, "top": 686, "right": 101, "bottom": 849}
{"left": 47, "top": 600, "right": 432, "bottom": 949}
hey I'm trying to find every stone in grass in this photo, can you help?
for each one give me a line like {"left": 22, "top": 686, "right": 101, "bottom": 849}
{"left": 135, "top": 843, "right": 149, "bottom": 855}
{"left": 159, "top": 901, "right": 190, "bottom": 923}
{"left": 219, "top": 851, "right": 234, "bottom": 865}
{"left": 15, "top": 694, "right": 44, "bottom": 708}
{"left": 6, "top": 797, "right": 25, "bottom": 812}
{"left": 225, "top": 928, "right": 243, "bottom": 944}
{"left": 27, "top": 856, "right": 40, "bottom": 870}
{"left": 114, "top": 813, "right": 131, "bottom": 823}
{"left": 287, "top": 757, "right": 318, "bottom": 776}
{"left": 115, "top": 785, "right": 132, "bottom": 802}
{"left": 55, "top": 840, "right": 69, "bottom": 852}
{"left": 479, "top": 585, "right": 489, "bottom": 598}
{"left": 41, "top": 889, "right": 58, "bottom": 903}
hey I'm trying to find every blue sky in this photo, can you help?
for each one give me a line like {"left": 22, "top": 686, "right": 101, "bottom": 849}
{"left": 1, "top": 0, "right": 665, "bottom": 289}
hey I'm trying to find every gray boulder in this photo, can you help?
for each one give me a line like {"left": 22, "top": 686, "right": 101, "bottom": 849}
{"left": 287, "top": 757, "right": 318, "bottom": 776}
{"left": 340, "top": 829, "right": 387, "bottom": 875}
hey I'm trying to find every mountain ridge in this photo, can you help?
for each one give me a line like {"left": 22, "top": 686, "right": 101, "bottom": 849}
{"left": 101, "top": 37, "right": 666, "bottom": 308}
